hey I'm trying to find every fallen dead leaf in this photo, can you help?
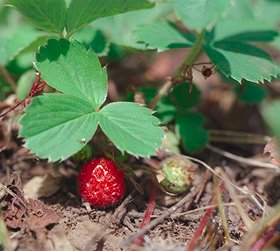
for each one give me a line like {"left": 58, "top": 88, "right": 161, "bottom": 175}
{"left": 1, "top": 173, "right": 28, "bottom": 229}
{"left": 1, "top": 173, "right": 60, "bottom": 234}
{"left": 27, "top": 198, "right": 60, "bottom": 231}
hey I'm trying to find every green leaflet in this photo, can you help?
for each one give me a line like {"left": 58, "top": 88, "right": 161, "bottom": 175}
{"left": 135, "top": 22, "right": 193, "bottom": 51}
{"left": 99, "top": 102, "right": 164, "bottom": 157}
{"left": 20, "top": 94, "right": 99, "bottom": 161}
{"left": 92, "top": 2, "right": 172, "bottom": 49}
{"left": 35, "top": 39, "right": 107, "bottom": 109}
{"left": 66, "top": 0, "right": 154, "bottom": 36}
{"left": 8, "top": 0, "right": 67, "bottom": 34}
{"left": 204, "top": 42, "right": 280, "bottom": 83}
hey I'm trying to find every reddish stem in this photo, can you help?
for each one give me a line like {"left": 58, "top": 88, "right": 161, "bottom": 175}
{"left": 29, "top": 72, "right": 45, "bottom": 97}
{"left": 186, "top": 184, "right": 224, "bottom": 251}
{"left": 133, "top": 183, "right": 157, "bottom": 247}
{"left": 0, "top": 72, "right": 46, "bottom": 118}
{"left": 186, "top": 201, "right": 216, "bottom": 251}
{"left": 0, "top": 100, "right": 24, "bottom": 118}
{"left": 250, "top": 228, "right": 276, "bottom": 251}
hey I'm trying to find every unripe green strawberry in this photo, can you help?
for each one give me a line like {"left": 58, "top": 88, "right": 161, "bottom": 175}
{"left": 159, "top": 156, "right": 197, "bottom": 194}
{"left": 78, "top": 158, "right": 125, "bottom": 208}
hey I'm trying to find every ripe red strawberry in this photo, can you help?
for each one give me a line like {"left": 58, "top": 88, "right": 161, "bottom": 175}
{"left": 78, "top": 158, "right": 125, "bottom": 208}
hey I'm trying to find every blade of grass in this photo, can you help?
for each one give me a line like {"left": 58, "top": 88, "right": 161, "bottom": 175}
{"left": 216, "top": 167, "right": 253, "bottom": 228}
{"left": 214, "top": 175, "right": 230, "bottom": 244}
{"left": 206, "top": 144, "right": 279, "bottom": 170}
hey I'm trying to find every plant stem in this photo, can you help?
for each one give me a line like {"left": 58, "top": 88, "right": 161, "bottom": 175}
{"left": 186, "top": 183, "right": 224, "bottom": 251}
{"left": 133, "top": 183, "right": 157, "bottom": 247}
{"left": 149, "top": 29, "right": 206, "bottom": 110}
{"left": 177, "top": 29, "right": 206, "bottom": 76}
{"left": 209, "top": 129, "right": 271, "bottom": 145}
{"left": 250, "top": 228, "right": 276, "bottom": 251}
{"left": 149, "top": 79, "right": 172, "bottom": 109}
{"left": 206, "top": 144, "right": 279, "bottom": 170}
{"left": 217, "top": 168, "right": 253, "bottom": 228}
{"left": 214, "top": 176, "right": 231, "bottom": 244}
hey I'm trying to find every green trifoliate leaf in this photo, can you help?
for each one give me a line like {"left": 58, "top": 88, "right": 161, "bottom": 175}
{"left": 35, "top": 39, "right": 107, "bottom": 109}
{"left": 99, "top": 102, "right": 164, "bottom": 157}
{"left": 173, "top": 0, "right": 231, "bottom": 31}
{"left": 176, "top": 112, "right": 208, "bottom": 153}
{"left": 91, "top": 2, "right": 172, "bottom": 49}
{"left": 66, "top": 0, "right": 154, "bottom": 36}
{"left": 204, "top": 41, "right": 280, "bottom": 83}
{"left": 20, "top": 38, "right": 164, "bottom": 160}
{"left": 135, "top": 22, "right": 193, "bottom": 51}
{"left": 19, "top": 94, "right": 99, "bottom": 162}
{"left": 8, "top": 0, "right": 66, "bottom": 34}
{"left": 235, "top": 81, "right": 268, "bottom": 104}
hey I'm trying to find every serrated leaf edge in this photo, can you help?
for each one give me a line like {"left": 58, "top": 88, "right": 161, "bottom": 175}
{"left": 99, "top": 102, "right": 165, "bottom": 158}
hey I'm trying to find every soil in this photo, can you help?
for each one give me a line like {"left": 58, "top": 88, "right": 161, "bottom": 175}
{"left": 1, "top": 49, "right": 280, "bottom": 251}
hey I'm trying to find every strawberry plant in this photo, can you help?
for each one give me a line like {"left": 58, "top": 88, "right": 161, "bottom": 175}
{"left": 2, "top": 0, "right": 164, "bottom": 161}
{"left": 19, "top": 39, "right": 164, "bottom": 161}
{"left": 1, "top": 0, "right": 280, "bottom": 159}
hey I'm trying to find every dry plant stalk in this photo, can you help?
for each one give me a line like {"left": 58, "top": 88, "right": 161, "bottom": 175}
{"left": 216, "top": 167, "right": 253, "bottom": 228}
{"left": 213, "top": 175, "right": 230, "bottom": 244}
